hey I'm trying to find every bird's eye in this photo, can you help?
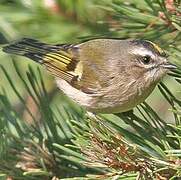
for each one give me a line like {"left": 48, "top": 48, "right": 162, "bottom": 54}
{"left": 142, "top": 55, "right": 151, "bottom": 64}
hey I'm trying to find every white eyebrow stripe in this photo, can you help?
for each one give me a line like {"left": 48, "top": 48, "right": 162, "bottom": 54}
{"left": 131, "top": 47, "right": 155, "bottom": 58}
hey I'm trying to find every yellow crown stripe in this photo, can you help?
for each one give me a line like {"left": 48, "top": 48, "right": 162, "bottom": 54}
{"left": 146, "top": 40, "right": 164, "bottom": 54}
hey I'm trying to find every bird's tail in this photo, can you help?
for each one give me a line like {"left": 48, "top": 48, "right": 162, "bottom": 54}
{"left": 3, "top": 38, "right": 79, "bottom": 82}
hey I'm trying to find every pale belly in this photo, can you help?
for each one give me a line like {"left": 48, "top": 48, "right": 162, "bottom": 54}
{"left": 56, "top": 78, "right": 157, "bottom": 114}
{"left": 86, "top": 83, "right": 157, "bottom": 113}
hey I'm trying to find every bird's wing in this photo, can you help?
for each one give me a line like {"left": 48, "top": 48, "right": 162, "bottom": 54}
{"left": 75, "top": 39, "right": 120, "bottom": 94}
{"left": 3, "top": 38, "right": 121, "bottom": 95}
{"left": 3, "top": 38, "right": 80, "bottom": 84}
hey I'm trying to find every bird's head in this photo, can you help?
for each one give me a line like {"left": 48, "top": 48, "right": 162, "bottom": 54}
{"left": 124, "top": 40, "right": 176, "bottom": 83}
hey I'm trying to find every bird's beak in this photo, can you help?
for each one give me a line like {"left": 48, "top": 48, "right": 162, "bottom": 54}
{"left": 161, "top": 62, "right": 177, "bottom": 70}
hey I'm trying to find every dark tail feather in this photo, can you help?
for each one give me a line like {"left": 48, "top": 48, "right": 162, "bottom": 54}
{"left": 2, "top": 38, "right": 79, "bottom": 83}
{"left": 2, "top": 38, "right": 61, "bottom": 63}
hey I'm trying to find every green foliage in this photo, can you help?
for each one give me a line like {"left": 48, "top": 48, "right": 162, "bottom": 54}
{"left": 96, "top": 0, "right": 181, "bottom": 64}
{"left": 0, "top": 61, "right": 181, "bottom": 179}
{"left": 0, "top": 0, "right": 180, "bottom": 179}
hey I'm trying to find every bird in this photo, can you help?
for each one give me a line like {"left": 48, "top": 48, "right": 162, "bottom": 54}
{"left": 2, "top": 38, "right": 176, "bottom": 113}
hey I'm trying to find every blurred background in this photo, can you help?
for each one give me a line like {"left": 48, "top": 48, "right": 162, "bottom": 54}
{"left": 0, "top": 0, "right": 180, "bottom": 122}
{"left": 0, "top": 0, "right": 107, "bottom": 123}
{"left": 0, "top": 1, "right": 180, "bottom": 179}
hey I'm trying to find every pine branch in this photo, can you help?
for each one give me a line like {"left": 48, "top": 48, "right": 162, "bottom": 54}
{"left": 0, "top": 0, "right": 180, "bottom": 179}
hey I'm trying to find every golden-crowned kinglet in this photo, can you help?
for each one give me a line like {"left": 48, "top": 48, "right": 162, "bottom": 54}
{"left": 2, "top": 38, "right": 176, "bottom": 113}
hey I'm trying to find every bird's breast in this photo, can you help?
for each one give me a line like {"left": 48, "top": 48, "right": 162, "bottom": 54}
{"left": 88, "top": 79, "right": 157, "bottom": 113}
{"left": 56, "top": 76, "right": 157, "bottom": 113}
